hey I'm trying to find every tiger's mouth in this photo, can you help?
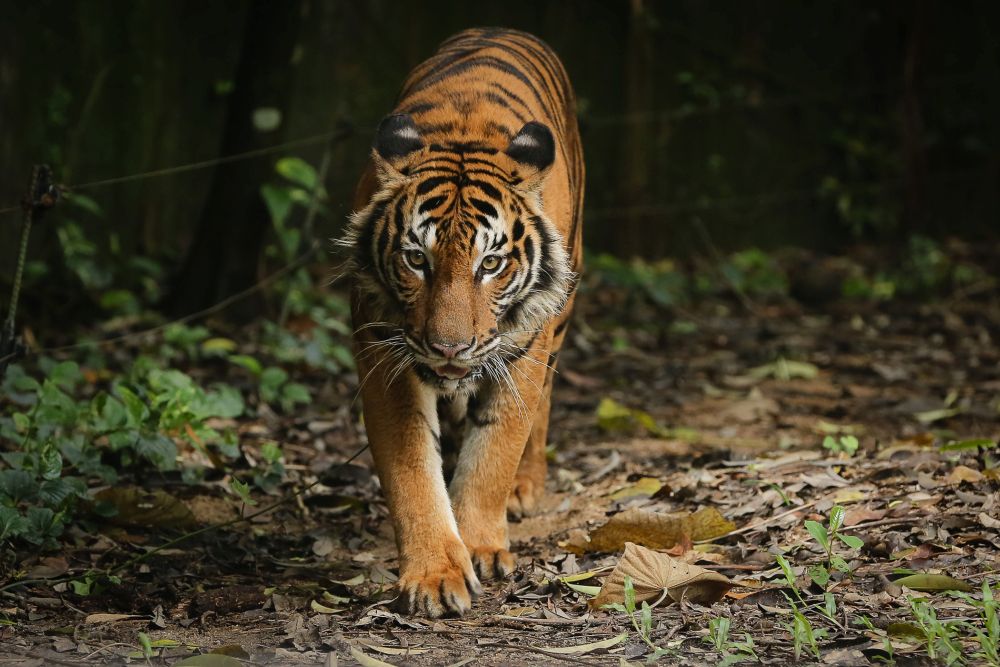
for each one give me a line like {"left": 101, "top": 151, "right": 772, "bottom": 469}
{"left": 413, "top": 360, "right": 485, "bottom": 390}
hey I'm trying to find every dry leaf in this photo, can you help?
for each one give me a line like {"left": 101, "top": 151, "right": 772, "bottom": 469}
{"left": 533, "top": 632, "right": 627, "bottom": 654}
{"left": 84, "top": 613, "right": 145, "bottom": 624}
{"left": 356, "top": 641, "right": 430, "bottom": 656}
{"left": 945, "top": 465, "right": 984, "bottom": 485}
{"left": 609, "top": 477, "right": 662, "bottom": 500}
{"left": 349, "top": 647, "right": 396, "bottom": 667}
{"left": 581, "top": 507, "right": 735, "bottom": 553}
{"left": 591, "top": 543, "right": 732, "bottom": 608}
{"left": 93, "top": 487, "right": 196, "bottom": 529}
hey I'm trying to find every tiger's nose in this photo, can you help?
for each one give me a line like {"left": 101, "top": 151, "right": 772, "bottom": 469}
{"left": 429, "top": 339, "right": 473, "bottom": 359}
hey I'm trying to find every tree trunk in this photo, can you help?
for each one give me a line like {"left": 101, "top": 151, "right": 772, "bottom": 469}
{"left": 166, "top": 0, "right": 303, "bottom": 319}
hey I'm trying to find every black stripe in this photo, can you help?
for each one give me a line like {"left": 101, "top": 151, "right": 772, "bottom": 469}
{"left": 416, "top": 175, "right": 455, "bottom": 195}
{"left": 469, "top": 198, "right": 498, "bottom": 218}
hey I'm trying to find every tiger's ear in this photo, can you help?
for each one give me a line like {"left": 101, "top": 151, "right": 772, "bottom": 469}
{"left": 372, "top": 114, "right": 423, "bottom": 182}
{"left": 505, "top": 122, "right": 555, "bottom": 174}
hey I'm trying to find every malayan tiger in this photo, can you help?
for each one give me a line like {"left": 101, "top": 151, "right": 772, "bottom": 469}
{"left": 339, "top": 27, "right": 584, "bottom": 617}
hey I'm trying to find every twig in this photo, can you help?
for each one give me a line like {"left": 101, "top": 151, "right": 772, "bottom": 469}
{"left": 478, "top": 641, "right": 605, "bottom": 666}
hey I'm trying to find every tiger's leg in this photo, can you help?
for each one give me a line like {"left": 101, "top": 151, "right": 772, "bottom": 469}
{"left": 508, "top": 306, "right": 572, "bottom": 518}
{"left": 507, "top": 375, "right": 552, "bottom": 518}
{"left": 449, "top": 336, "right": 549, "bottom": 579}
{"left": 357, "top": 343, "right": 481, "bottom": 617}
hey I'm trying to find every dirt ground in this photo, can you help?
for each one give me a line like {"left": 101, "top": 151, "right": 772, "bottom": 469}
{"left": 2, "top": 272, "right": 999, "bottom": 665}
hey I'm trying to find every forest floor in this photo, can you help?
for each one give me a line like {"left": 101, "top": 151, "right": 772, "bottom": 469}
{"left": 2, "top": 247, "right": 1000, "bottom": 666}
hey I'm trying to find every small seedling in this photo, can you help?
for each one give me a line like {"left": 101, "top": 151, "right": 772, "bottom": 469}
{"left": 823, "top": 434, "right": 859, "bottom": 456}
{"left": 804, "top": 505, "right": 864, "bottom": 590}
{"left": 705, "top": 616, "right": 759, "bottom": 665}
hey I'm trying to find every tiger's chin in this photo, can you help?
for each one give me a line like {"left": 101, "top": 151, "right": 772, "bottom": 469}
{"left": 414, "top": 362, "right": 484, "bottom": 395}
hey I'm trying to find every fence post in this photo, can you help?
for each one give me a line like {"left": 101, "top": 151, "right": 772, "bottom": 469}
{"left": 0, "top": 165, "right": 59, "bottom": 381}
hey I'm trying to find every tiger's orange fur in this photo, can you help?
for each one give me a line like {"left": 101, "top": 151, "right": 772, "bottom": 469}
{"left": 341, "top": 27, "right": 583, "bottom": 617}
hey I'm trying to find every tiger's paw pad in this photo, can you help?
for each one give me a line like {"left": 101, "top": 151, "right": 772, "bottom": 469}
{"left": 394, "top": 562, "right": 481, "bottom": 618}
{"left": 507, "top": 478, "right": 543, "bottom": 519}
{"left": 470, "top": 546, "right": 516, "bottom": 580}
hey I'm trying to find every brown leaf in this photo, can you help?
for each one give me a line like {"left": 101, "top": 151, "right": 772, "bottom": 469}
{"left": 93, "top": 487, "right": 196, "bottom": 529}
{"left": 591, "top": 543, "right": 732, "bottom": 608}
{"left": 584, "top": 507, "right": 735, "bottom": 553}
{"left": 945, "top": 465, "right": 984, "bottom": 485}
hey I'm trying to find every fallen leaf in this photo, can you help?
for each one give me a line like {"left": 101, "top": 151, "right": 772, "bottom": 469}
{"left": 174, "top": 656, "right": 244, "bottom": 667}
{"left": 914, "top": 408, "right": 961, "bottom": 424}
{"left": 576, "top": 507, "right": 735, "bottom": 554}
{"left": 979, "top": 512, "right": 1000, "bottom": 530}
{"left": 310, "top": 599, "right": 343, "bottom": 614}
{"left": 84, "top": 613, "right": 145, "bottom": 624}
{"left": 945, "top": 465, "right": 984, "bottom": 485}
{"left": 533, "top": 632, "right": 628, "bottom": 654}
{"left": 894, "top": 573, "right": 972, "bottom": 592}
{"left": 349, "top": 647, "right": 397, "bottom": 667}
{"left": 356, "top": 642, "right": 430, "bottom": 656}
{"left": 609, "top": 477, "right": 662, "bottom": 500}
{"left": 26, "top": 556, "right": 69, "bottom": 579}
{"left": 591, "top": 543, "right": 732, "bottom": 608}
{"left": 748, "top": 359, "right": 819, "bottom": 380}
{"left": 563, "top": 582, "right": 601, "bottom": 597}
{"left": 93, "top": 487, "right": 196, "bottom": 529}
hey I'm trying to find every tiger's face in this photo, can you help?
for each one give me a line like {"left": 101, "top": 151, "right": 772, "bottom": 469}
{"left": 343, "top": 114, "right": 572, "bottom": 394}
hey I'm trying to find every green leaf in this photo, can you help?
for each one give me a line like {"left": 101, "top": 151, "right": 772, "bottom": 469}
{"left": 38, "top": 477, "right": 86, "bottom": 507}
{"left": 201, "top": 338, "right": 237, "bottom": 355}
{"left": 564, "top": 581, "right": 601, "bottom": 596}
{"left": 194, "top": 385, "right": 244, "bottom": 419}
{"left": 837, "top": 534, "right": 864, "bottom": 550}
{"left": 939, "top": 438, "right": 995, "bottom": 452}
{"left": 260, "top": 367, "right": 288, "bottom": 399}
{"left": 276, "top": 157, "right": 318, "bottom": 190}
{"left": 804, "top": 520, "right": 830, "bottom": 551}
{"left": 136, "top": 434, "right": 178, "bottom": 470}
{"left": 261, "top": 184, "right": 294, "bottom": 228}
{"left": 24, "top": 507, "right": 64, "bottom": 545}
{"left": 808, "top": 563, "right": 831, "bottom": 588}
{"left": 229, "top": 478, "right": 257, "bottom": 506}
{"left": 0, "top": 506, "right": 29, "bottom": 541}
{"left": 115, "top": 386, "right": 150, "bottom": 425}
{"left": 775, "top": 554, "right": 797, "bottom": 589}
{"left": 228, "top": 355, "right": 262, "bottom": 375}
{"left": 48, "top": 361, "right": 82, "bottom": 390}
{"left": 830, "top": 555, "right": 851, "bottom": 573}
{"left": 894, "top": 573, "right": 973, "bottom": 592}
{"left": 0, "top": 469, "right": 39, "bottom": 503}
{"left": 280, "top": 382, "right": 311, "bottom": 406}
{"left": 828, "top": 506, "right": 846, "bottom": 534}
{"left": 137, "top": 632, "right": 153, "bottom": 658}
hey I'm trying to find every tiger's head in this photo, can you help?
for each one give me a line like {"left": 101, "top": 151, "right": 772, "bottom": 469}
{"left": 341, "top": 113, "right": 573, "bottom": 394}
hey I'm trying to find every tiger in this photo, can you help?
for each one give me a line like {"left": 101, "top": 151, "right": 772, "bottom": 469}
{"left": 339, "top": 27, "right": 584, "bottom": 617}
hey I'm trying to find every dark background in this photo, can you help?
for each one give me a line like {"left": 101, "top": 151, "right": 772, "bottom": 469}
{"left": 1, "top": 0, "right": 998, "bottom": 313}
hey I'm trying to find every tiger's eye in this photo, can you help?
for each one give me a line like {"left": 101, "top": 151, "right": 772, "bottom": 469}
{"left": 481, "top": 255, "right": 502, "bottom": 272}
{"left": 406, "top": 250, "right": 427, "bottom": 268}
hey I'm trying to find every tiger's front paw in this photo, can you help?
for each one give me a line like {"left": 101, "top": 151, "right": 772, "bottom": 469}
{"left": 469, "top": 545, "right": 516, "bottom": 581}
{"left": 394, "top": 540, "right": 482, "bottom": 618}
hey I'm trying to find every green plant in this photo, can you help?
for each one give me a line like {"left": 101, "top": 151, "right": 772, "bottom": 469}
{"left": 705, "top": 616, "right": 759, "bottom": 665}
{"left": 259, "top": 367, "right": 311, "bottom": 413}
{"left": 0, "top": 357, "right": 244, "bottom": 549}
{"left": 822, "top": 434, "right": 859, "bottom": 456}
{"left": 909, "top": 596, "right": 966, "bottom": 665}
{"left": 952, "top": 582, "right": 1000, "bottom": 666}
{"left": 604, "top": 575, "right": 674, "bottom": 661}
{"left": 804, "top": 505, "right": 864, "bottom": 590}
{"left": 784, "top": 601, "right": 823, "bottom": 661}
